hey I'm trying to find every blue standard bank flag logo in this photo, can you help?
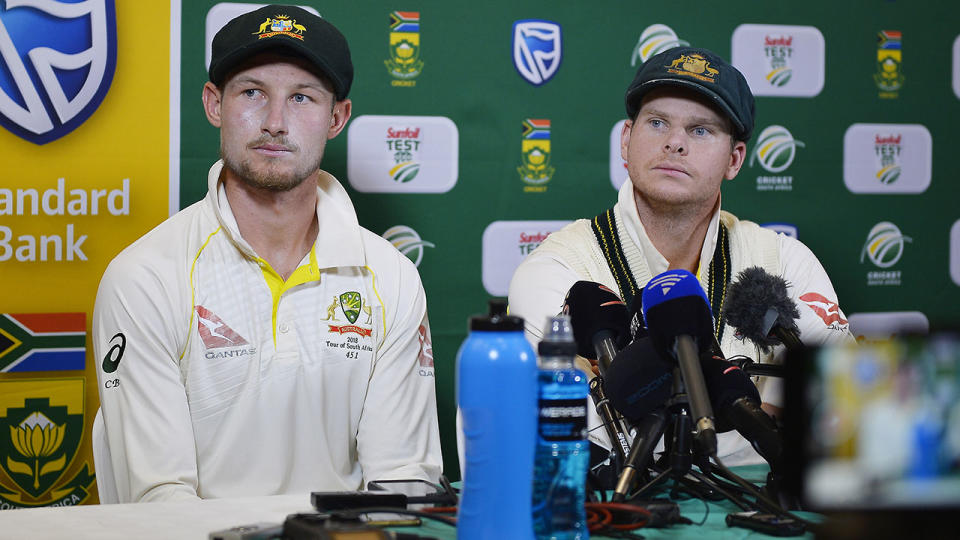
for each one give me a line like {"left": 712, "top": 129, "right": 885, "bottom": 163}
{"left": 0, "top": 0, "right": 117, "bottom": 145}
{"left": 512, "top": 19, "right": 561, "bottom": 86}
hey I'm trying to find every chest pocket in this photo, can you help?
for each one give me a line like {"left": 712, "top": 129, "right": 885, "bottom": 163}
{"left": 313, "top": 280, "right": 381, "bottom": 369}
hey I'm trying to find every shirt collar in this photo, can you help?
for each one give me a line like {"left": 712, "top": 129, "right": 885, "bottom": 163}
{"left": 205, "top": 160, "right": 365, "bottom": 268}
{"left": 616, "top": 178, "right": 721, "bottom": 278}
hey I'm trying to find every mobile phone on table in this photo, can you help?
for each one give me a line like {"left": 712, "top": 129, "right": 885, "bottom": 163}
{"left": 726, "top": 511, "right": 806, "bottom": 536}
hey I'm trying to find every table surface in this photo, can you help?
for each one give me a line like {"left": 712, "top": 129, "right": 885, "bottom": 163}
{"left": 0, "top": 466, "right": 817, "bottom": 540}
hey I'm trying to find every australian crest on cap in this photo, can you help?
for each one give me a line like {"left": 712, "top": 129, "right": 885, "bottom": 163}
{"left": 252, "top": 14, "right": 306, "bottom": 41}
{"left": 666, "top": 53, "right": 719, "bottom": 83}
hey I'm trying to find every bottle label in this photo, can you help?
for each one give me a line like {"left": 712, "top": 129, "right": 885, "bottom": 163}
{"left": 538, "top": 398, "right": 587, "bottom": 441}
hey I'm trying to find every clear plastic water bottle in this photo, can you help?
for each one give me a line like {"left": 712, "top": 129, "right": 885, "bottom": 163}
{"left": 532, "top": 315, "right": 590, "bottom": 540}
{"left": 457, "top": 300, "right": 537, "bottom": 539}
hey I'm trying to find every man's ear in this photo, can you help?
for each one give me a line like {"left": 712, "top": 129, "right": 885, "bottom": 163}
{"left": 620, "top": 119, "right": 634, "bottom": 162}
{"left": 725, "top": 140, "right": 748, "bottom": 181}
{"left": 327, "top": 99, "right": 352, "bottom": 139}
{"left": 202, "top": 82, "right": 223, "bottom": 128}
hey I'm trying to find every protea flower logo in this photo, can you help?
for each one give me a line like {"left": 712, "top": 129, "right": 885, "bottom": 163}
{"left": 749, "top": 125, "right": 805, "bottom": 173}
{"left": 860, "top": 222, "right": 912, "bottom": 268}
{"left": 383, "top": 225, "right": 435, "bottom": 267}
{"left": 631, "top": 24, "right": 688, "bottom": 66}
{"left": 874, "top": 134, "right": 902, "bottom": 185}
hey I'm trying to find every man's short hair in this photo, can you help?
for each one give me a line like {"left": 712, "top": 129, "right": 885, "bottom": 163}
{"left": 625, "top": 47, "right": 755, "bottom": 142}
{"left": 208, "top": 4, "right": 353, "bottom": 100}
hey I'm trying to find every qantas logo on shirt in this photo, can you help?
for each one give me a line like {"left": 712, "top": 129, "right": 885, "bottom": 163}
{"left": 195, "top": 306, "right": 248, "bottom": 349}
{"left": 799, "top": 292, "right": 848, "bottom": 329}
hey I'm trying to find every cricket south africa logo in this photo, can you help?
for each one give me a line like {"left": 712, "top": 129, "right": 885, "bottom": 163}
{"left": 512, "top": 20, "right": 561, "bottom": 86}
{"left": 749, "top": 125, "right": 804, "bottom": 192}
{"left": 385, "top": 126, "right": 421, "bottom": 183}
{"left": 385, "top": 11, "right": 422, "bottom": 86}
{"left": 861, "top": 222, "right": 911, "bottom": 287}
{"left": 383, "top": 225, "right": 434, "bottom": 267}
{"left": 0, "top": 0, "right": 117, "bottom": 144}
{"left": 0, "top": 380, "right": 95, "bottom": 508}
{"left": 251, "top": 13, "right": 305, "bottom": 41}
{"left": 875, "top": 30, "right": 904, "bottom": 98}
{"left": 874, "top": 134, "right": 902, "bottom": 185}
{"left": 518, "top": 118, "right": 555, "bottom": 191}
{"left": 764, "top": 35, "right": 794, "bottom": 87}
{"left": 631, "top": 24, "right": 688, "bottom": 66}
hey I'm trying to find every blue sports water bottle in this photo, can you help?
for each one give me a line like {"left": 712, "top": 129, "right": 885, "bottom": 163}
{"left": 457, "top": 300, "right": 537, "bottom": 539}
{"left": 532, "top": 315, "right": 590, "bottom": 539}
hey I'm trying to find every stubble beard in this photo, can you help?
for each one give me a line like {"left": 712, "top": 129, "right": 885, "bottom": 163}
{"left": 222, "top": 135, "right": 324, "bottom": 192}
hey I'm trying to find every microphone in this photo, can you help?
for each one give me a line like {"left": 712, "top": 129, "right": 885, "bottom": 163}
{"left": 563, "top": 281, "right": 630, "bottom": 376}
{"left": 699, "top": 355, "right": 782, "bottom": 468}
{"left": 604, "top": 337, "right": 674, "bottom": 422}
{"left": 641, "top": 270, "right": 718, "bottom": 456}
{"left": 722, "top": 267, "right": 802, "bottom": 353}
{"left": 563, "top": 281, "right": 632, "bottom": 463}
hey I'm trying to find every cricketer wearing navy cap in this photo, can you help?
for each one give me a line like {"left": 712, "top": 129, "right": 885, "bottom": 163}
{"left": 508, "top": 46, "right": 852, "bottom": 467}
{"left": 92, "top": 4, "right": 442, "bottom": 502}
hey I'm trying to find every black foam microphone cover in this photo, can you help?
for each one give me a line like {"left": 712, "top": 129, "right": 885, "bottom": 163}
{"left": 722, "top": 266, "right": 801, "bottom": 353}
{"left": 604, "top": 337, "right": 674, "bottom": 421}
{"left": 563, "top": 281, "right": 630, "bottom": 359}
{"left": 699, "top": 354, "right": 762, "bottom": 433}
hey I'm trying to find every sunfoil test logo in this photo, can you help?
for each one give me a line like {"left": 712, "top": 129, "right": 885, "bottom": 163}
{"left": 383, "top": 225, "right": 434, "bottom": 267}
{"left": 386, "top": 126, "right": 421, "bottom": 183}
{"left": 749, "top": 125, "right": 804, "bottom": 191}
{"left": 874, "top": 134, "right": 901, "bottom": 185}
{"left": 385, "top": 11, "right": 423, "bottom": 86}
{"left": 512, "top": 20, "right": 561, "bottom": 86}
{"left": 518, "top": 118, "right": 555, "bottom": 192}
{"left": 731, "top": 24, "right": 824, "bottom": 97}
{"left": 861, "top": 221, "right": 911, "bottom": 287}
{"left": 631, "top": 24, "right": 688, "bottom": 66}
{"left": 0, "top": 0, "right": 117, "bottom": 144}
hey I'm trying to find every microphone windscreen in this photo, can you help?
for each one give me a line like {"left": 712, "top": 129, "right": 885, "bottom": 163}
{"left": 641, "top": 270, "right": 714, "bottom": 356}
{"left": 563, "top": 281, "right": 629, "bottom": 359}
{"left": 699, "top": 354, "right": 762, "bottom": 433}
{"left": 605, "top": 337, "right": 674, "bottom": 421}
{"left": 722, "top": 266, "right": 801, "bottom": 352}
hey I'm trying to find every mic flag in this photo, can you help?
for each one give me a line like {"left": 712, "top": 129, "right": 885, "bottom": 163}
{"left": 641, "top": 270, "right": 714, "bottom": 358}
{"left": 722, "top": 266, "right": 802, "bottom": 352}
{"left": 699, "top": 354, "right": 761, "bottom": 433}
{"left": 563, "top": 281, "right": 630, "bottom": 360}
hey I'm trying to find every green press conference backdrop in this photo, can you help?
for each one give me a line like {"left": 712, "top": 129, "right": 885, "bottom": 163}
{"left": 178, "top": 1, "right": 960, "bottom": 479}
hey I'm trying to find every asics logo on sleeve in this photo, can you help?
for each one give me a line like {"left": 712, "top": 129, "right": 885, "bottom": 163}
{"left": 195, "top": 305, "right": 248, "bottom": 349}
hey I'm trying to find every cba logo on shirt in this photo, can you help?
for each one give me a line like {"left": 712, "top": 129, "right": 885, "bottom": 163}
{"left": 0, "top": 0, "right": 117, "bottom": 144}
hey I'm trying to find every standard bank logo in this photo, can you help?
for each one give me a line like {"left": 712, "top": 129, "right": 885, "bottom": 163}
{"left": 731, "top": 24, "right": 824, "bottom": 97}
{"left": 631, "top": 24, "right": 688, "bottom": 66}
{"left": 749, "top": 125, "right": 804, "bottom": 192}
{"left": 512, "top": 20, "right": 561, "bottom": 86}
{"left": 347, "top": 115, "right": 458, "bottom": 193}
{"left": 383, "top": 225, "right": 434, "bottom": 267}
{"left": 482, "top": 220, "right": 570, "bottom": 296}
{"left": 843, "top": 124, "right": 931, "bottom": 194}
{"left": 0, "top": 0, "right": 117, "bottom": 144}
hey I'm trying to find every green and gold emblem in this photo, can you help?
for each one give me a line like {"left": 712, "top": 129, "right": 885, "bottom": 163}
{"left": 339, "top": 292, "right": 362, "bottom": 324}
{"left": 385, "top": 12, "right": 423, "bottom": 86}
